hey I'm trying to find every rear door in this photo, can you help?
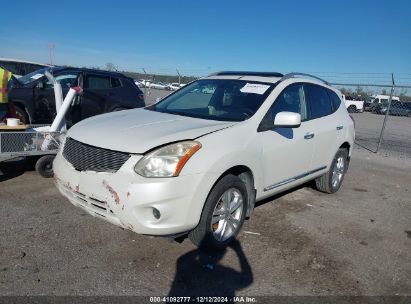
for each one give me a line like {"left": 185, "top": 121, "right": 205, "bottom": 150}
{"left": 81, "top": 73, "right": 111, "bottom": 120}
{"left": 304, "top": 84, "right": 339, "bottom": 170}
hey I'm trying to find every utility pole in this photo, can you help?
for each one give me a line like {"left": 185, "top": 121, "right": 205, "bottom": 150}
{"left": 176, "top": 69, "right": 181, "bottom": 85}
{"left": 142, "top": 68, "right": 147, "bottom": 98}
{"left": 47, "top": 44, "right": 55, "bottom": 65}
{"left": 377, "top": 73, "right": 395, "bottom": 153}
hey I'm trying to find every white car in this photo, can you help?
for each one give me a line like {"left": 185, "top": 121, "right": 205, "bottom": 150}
{"left": 149, "top": 82, "right": 168, "bottom": 90}
{"left": 166, "top": 82, "right": 186, "bottom": 91}
{"left": 134, "top": 80, "right": 144, "bottom": 88}
{"left": 54, "top": 71, "right": 355, "bottom": 249}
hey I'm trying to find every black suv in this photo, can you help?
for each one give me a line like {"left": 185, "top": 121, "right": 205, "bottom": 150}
{"left": 9, "top": 67, "right": 145, "bottom": 125}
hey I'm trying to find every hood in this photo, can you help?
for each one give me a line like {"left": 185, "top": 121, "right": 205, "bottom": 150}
{"left": 67, "top": 108, "right": 236, "bottom": 153}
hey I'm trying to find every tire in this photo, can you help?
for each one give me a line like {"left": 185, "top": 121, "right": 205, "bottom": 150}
{"left": 35, "top": 155, "right": 55, "bottom": 178}
{"left": 347, "top": 105, "right": 357, "bottom": 113}
{"left": 189, "top": 174, "right": 248, "bottom": 251}
{"left": 315, "top": 148, "right": 348, "bottom": 194}
{"left": 13, "top": 104, "right": 29, "bottom": 124}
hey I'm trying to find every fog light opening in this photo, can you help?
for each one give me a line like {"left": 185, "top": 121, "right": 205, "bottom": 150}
{"left": 152, "top": 207, "right": 161, "bottom": 219}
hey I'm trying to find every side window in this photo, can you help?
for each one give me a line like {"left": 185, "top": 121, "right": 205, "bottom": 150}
{"left": 305, "top": 84, "right": 332, "bottom": 119}
{"left": 111, "top": 77, "right": 121, "bottom": 88}
{"left": 328, "top": 89, "right": 342, "bottom": 112}
{"left": 270, "top": 84, "right": 308, "bottom": 121}
{"left": 85, "top": 75, "right": 111, "bottom": 89}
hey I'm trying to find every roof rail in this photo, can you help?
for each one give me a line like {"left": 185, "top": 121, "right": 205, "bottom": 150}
{"left": 209, "top": 71, "right": 284, "bottom": 77}
{"left": 280, "top": 73, "right": 329, "bottom": 85}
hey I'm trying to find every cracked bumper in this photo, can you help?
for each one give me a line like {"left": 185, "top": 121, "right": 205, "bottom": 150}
{"left": 53, "top": 153, "right": 218, "bottom": 235}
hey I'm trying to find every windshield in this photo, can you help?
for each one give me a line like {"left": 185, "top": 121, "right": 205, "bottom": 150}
{"left": 17, "top": 68, "right": 50, "bottom": 85}
{"left": 148, "top": 79, "right": 274, "bottom": 122}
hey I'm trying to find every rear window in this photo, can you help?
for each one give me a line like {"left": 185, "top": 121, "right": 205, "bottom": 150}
{"left": 305, "top": 84, "right": 333, "bottom": 119}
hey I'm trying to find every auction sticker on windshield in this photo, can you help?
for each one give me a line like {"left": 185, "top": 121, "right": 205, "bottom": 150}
{"left": 240, "top": 83, "right": 270, "bottom": 94}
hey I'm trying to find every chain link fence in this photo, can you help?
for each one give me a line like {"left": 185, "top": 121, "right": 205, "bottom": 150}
{"left": 330, "top": 79, "right": 411, "bottom": 159}
{"left": 141, "top": 71, "right": 411, "bottom": 159}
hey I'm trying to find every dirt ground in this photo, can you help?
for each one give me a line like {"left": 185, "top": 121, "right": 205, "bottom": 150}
{"left": 0, "top": 148, "right": 410, "bottom": 297}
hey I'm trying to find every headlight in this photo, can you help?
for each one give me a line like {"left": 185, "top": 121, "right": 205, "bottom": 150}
{"left": 134, "top": 141, "right": 201, "bottom": 177}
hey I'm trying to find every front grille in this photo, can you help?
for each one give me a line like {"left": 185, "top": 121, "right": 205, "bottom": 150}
{"left": 63, "top": 138, "right": 130, "bottom": 172}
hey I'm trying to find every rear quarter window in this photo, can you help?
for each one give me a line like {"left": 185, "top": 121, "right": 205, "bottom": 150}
{"left": 327, "top": 89, "right": 342, "bottom": 112}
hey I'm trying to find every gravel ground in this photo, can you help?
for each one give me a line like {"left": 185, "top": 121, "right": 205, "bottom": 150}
{"left": 0, "top": 150, "right": 410, "bottom": 296}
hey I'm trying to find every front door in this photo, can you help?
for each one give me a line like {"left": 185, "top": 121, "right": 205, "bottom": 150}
{"left": 259, "top": 83, "right": 315, "bottom": 194}
{"left": 34, "top": 71, "right": 80, "bottom": 123}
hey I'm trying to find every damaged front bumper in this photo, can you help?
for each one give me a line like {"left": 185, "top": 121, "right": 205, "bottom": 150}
{"left": 53, "top": 153, "right": 218, "bottom": 235}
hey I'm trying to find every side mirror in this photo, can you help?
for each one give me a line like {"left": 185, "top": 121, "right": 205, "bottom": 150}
{"left": 37, "top": 81, "right": 44, "bottom": 89}
{"left": 274, "top": 112, "right": 301, "bottom": 128}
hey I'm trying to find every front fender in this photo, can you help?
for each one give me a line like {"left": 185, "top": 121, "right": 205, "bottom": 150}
{"left": 180, "top": 125, "right": 264, "bottom": 195}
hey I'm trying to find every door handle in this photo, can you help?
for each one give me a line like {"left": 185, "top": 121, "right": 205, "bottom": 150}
{"left": 336, "top": 125, "right": 343, "bottom": 130}
{"left": 304, "top": 132, "right": 315, "bottom": 140}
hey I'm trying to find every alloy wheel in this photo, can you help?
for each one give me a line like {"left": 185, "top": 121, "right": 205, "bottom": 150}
{"left": 211, "top": 188, "right": 244, "bottom": 242}
{"left": 332, "top": 156, "right": 345, "bottom": 188}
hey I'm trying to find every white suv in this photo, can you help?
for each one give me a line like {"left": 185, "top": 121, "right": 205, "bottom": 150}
{"left": 54, "top": 72, "right": 355, "bottom": 249}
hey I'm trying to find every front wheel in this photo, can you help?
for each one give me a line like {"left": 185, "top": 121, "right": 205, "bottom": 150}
{"left": 13, "top": 104, "right": 29, "bottom": 124}
{"left": 189, "top": 175, "right": 247, "bottom": 251}
{"left": 315, "top": 149, "right": 348, "bottom": 194}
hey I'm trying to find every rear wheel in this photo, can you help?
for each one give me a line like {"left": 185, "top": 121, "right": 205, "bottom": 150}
{"left": 35, "top": 155, "right": 55, "bottom": 178}
{"left": 189, "top": 175, "right": 247, "bottom": 251}
{"left": 315, "top": 148, "right": 348, "bottom": 194}
{"left": 347, "top": 105, "right": 357, "bottom": 113}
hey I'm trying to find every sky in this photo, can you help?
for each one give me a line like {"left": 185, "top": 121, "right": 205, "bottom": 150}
{"left": 1, "top": 0, "right": 410, "bottom": 84}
